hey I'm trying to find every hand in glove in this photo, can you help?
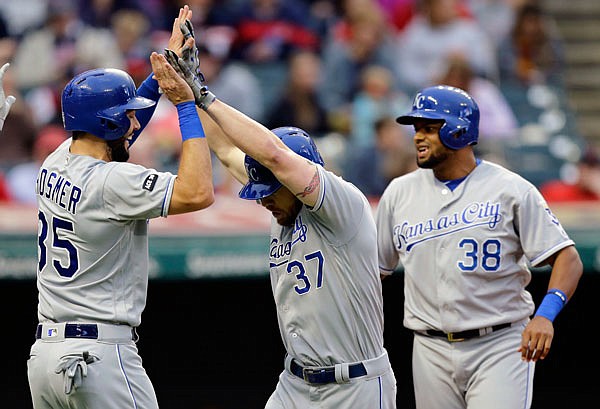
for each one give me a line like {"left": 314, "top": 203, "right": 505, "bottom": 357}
{"left": 0, "top": 63, "right": 16, "bottom": 131}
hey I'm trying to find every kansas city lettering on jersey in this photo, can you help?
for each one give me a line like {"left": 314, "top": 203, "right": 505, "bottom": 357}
{"left": 269, "top": 216, "right": 308, "bottom": 267}
{"left": 394, "top": 201, "right": 502, "bottom": 251}
{"left": 36, "top": 168, "right": 82, "bottom": 215}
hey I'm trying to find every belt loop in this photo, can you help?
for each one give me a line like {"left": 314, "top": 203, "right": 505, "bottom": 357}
{"left": 334, "top": 363, "right": 350, "bottom": 383}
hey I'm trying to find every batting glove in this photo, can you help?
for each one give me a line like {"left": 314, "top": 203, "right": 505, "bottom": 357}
{"left": 0, "top": 63, "right": 16, "bottom": 131}
{"left": 164, "top": 48, "right": 215, "bottom": 111}
{"left": 54, "top": 351, "right": 99, "bottom": 395}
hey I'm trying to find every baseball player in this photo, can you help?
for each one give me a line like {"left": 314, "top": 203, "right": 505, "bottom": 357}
{"left": 375, "top": 85, "right": 583, "bottom": 409}
{"left": 0, "top": 62, "right": 15, "bottom": 131}
{"left": 166, "top": 18, "right": 397, "bottom": 408}
{"left": 27, "top": 7, "right": 215, "bottom": 409}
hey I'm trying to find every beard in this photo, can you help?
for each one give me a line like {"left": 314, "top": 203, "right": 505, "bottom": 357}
{"left": 275, "top": 200, "right": 303, "bottom": 227}
{"left": 107, "top": 138, "right": 130, "bottom": 162}
{"left": 417, "top": 148, "right": 449, "bottom": 169}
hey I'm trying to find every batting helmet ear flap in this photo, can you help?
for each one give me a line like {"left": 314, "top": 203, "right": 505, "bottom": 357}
{"left": 62, "top": 68, "right": 156, "bottom": 141}
{"left": 396, "top": 85, "right": 480, "bottom": 150}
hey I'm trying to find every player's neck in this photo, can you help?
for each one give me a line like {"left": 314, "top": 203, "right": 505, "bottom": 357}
{"left": 433, "top": 149, "right": 477, "bottom": 181}
{"left": 70, "top": 135, "right": 111, "bottom": 162}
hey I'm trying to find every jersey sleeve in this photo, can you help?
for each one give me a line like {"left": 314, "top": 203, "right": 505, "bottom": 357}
{"left": 130, "top": 73, "right": 161, "bottom": 146}
{"left": 374, "top": 184, "right": 400, "bottom": 276}
{"left": 309, "top": 166, "right": 371, "bottom": 247}
{"left": 102, "top": 162, "right": 176, "bottom": 220}
{"left": 517, "top": 186, "right": 575, "bottom": 266}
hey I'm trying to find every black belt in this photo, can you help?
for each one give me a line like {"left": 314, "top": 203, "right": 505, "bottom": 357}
{"left": 36, "top": 323, "right": 100, "bottom": 340}
{"left": 423, "top": 322, "right": 512, "bottom": 342}
{"left": 289, "top": 359, "right": 367, "bottom": 384}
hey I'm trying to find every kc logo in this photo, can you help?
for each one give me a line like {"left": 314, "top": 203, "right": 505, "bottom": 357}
{"left": 414, "top": 93, "right": 437, "bottom": 109}
{"left": 414, "top": 93, "right": 425, "bottom": 109}
{"left": 248, "top": 166, "right": 259, "bottom": 182}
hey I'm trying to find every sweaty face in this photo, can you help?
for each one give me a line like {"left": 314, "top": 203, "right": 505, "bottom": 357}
{"left": 258, "top": 187, "right": 303, "bottom": 227}
{"left": 412, "top": 121, "right": 450, "bottom": 169}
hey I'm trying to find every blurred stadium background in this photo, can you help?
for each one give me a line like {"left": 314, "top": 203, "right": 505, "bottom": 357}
{"left": 1, "top": 0, "right": 599, "bottom": 408}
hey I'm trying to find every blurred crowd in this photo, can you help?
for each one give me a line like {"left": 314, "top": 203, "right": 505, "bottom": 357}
{"left": 0, "top": 0, "right": 599, "bottom": 204}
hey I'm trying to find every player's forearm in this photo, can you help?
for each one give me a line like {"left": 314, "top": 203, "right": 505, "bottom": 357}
{"left": 193, "top": 106, "right": 244, "bottom": 182}
{"left": 204, "top": 99, "right": 283, "bottom": 167}
{"left": 170, "top": 138, "right": 214, "bottom": 214}
{"left": 546, "top": 245, "right": 583, "bottom": 299}
{"left": 169, "top": 102, "right": 214, "bottom": 214}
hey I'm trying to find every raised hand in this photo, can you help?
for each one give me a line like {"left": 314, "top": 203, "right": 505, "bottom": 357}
{"left": 150, "top": 52, "right": 194, "bottom": 106}
{"left": 178, "top": 19, "right": 203, "bottom": 81}
{"left": 166, "top": 5, "right": 193, "bottom": 57}
{"left": 164, "top": 48, "right": 215, "bottom": 110}
{"left": 0, "top": 63, "right": 16, "bottom": 131}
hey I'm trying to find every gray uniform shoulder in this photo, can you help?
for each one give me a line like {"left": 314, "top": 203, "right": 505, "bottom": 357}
{"left": 476, "top": 160, "right": 537, "bottom": 195}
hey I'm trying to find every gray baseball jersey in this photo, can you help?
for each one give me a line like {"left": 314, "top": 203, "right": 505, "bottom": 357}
{"left": 265, "top": 166, "right": 396, "bottom": 409}
{"left": 29, "top": 138, "right": 176, "bottom": 409}
{"left": 35, "top": 138, "right": 176, "bottom": 327}
{"left": 375, "top": 160, "right": 573, "bottom": 409}
{"left": 376, "top": 160, "right": 573, "bottom": 332}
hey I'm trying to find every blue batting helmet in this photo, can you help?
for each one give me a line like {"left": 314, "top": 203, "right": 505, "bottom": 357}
{"left": 396, "top": 85, "right": 479, "bottom": 150}
{"left": 238, "top": 127, "right": 324, "bottom": 200}
{"left": 61, "top": 68, "right": 156, "bottom": 141}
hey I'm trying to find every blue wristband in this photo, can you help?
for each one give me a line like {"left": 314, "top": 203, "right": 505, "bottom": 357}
{"left": 547, "top": 288, "right": 568, "bottom": 304}
{"left": 534, "top": 291, "right": 566, "bottom": 322}
{"left": 177, "top": 101, "right": 205, "bottom": 141}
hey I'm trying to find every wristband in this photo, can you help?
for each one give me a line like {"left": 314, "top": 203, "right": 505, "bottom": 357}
{"left": 547, "top": 288, "right": 567, "bottom": 304}
{"left": 534, "top": 291, "right": 566, "bottom": 322}
{"left": 177, "top": 101, "right": 205, "bottom": 141}
{"left": 197, "top": 86, "right": 216, "bottom": 111}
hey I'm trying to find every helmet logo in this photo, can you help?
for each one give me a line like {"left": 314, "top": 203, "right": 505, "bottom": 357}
{"left": 414, "top": 93, "right": 437, "bottom": 110}
{"left": 248, "top": 165, "right": 260, "bottom": 182}
{"left": 414, "top": 93, "right": 425, "bottom": 108}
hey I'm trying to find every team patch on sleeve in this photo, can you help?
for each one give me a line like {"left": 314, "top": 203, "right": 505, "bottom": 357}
{"left": 143, "top": 174, "right": 158, "bottom": 192}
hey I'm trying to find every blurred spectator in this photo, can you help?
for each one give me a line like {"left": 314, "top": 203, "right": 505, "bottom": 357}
{"left": 318, "top": 1, "right": 400, "bottom": 133}
{"left": 110, "top": 8, "right": 153, "bottom": 85}
{"left": 497, "top": 1, "right": 565, "bottom": 87}
{"left": 12, "top": 0, "right": 124, "bottom": 91}
{"left": 378, "top": 0, "right": 416, "bottom": 32}
{"left": 5, "top": 124, "right": 67, "bottom": 205}
{"left": 465, "top": 0, "right": 522, "bottom": 47}
{"left": 350, "top": 64, "right": 410, "bottom": 148}
{"left": 0, "top": 0, "right": 48, "bottom": 38}
{"left": 540, "top": 146, "right": 600, "bottom": 202}
{"left": 0, "top": 9, "right": 16, "bottom": 63}
{"left": 305, "top": 0, "right": 340, "bottom": 40}
{"left": 230, "top": 0, "right": 319, "bottom": 64}
{"left": 199, "top": 38, "right": 265, "bottom": 121}
{"left": 160, "top": 0, "right": 239, "bottom": 32}
{"left": 0, "top": 67, "right": 37, "bottom": 167}
{"left": 265, "top": 49, "right": 330, "bottom": 137}
{"left": 77, "top": 0, "right": 139, "bottom": 28}
{"left": 230, "top": 0, "right": 320, "bottom": 113}
{"left": 344, "top": 115, "right": 416, "bottom": 197}
{"left": 395, "top": 0, "right": 498, "bottom": 94}
{"left": 435, "top": 53, "right": 519, "bottom": 142}
{"left": 11, "top": 0, "right": 124, "bottom": 126}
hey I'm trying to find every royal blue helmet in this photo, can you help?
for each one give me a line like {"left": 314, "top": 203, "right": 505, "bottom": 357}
{"left": 396, "top": 85, "right": 480, "bottom": 150}
{"left": 61, "top": 68, "right": 156, "bottom": 141}
{"left": 238, "top": 127, "right": 324, "bottom": 200}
